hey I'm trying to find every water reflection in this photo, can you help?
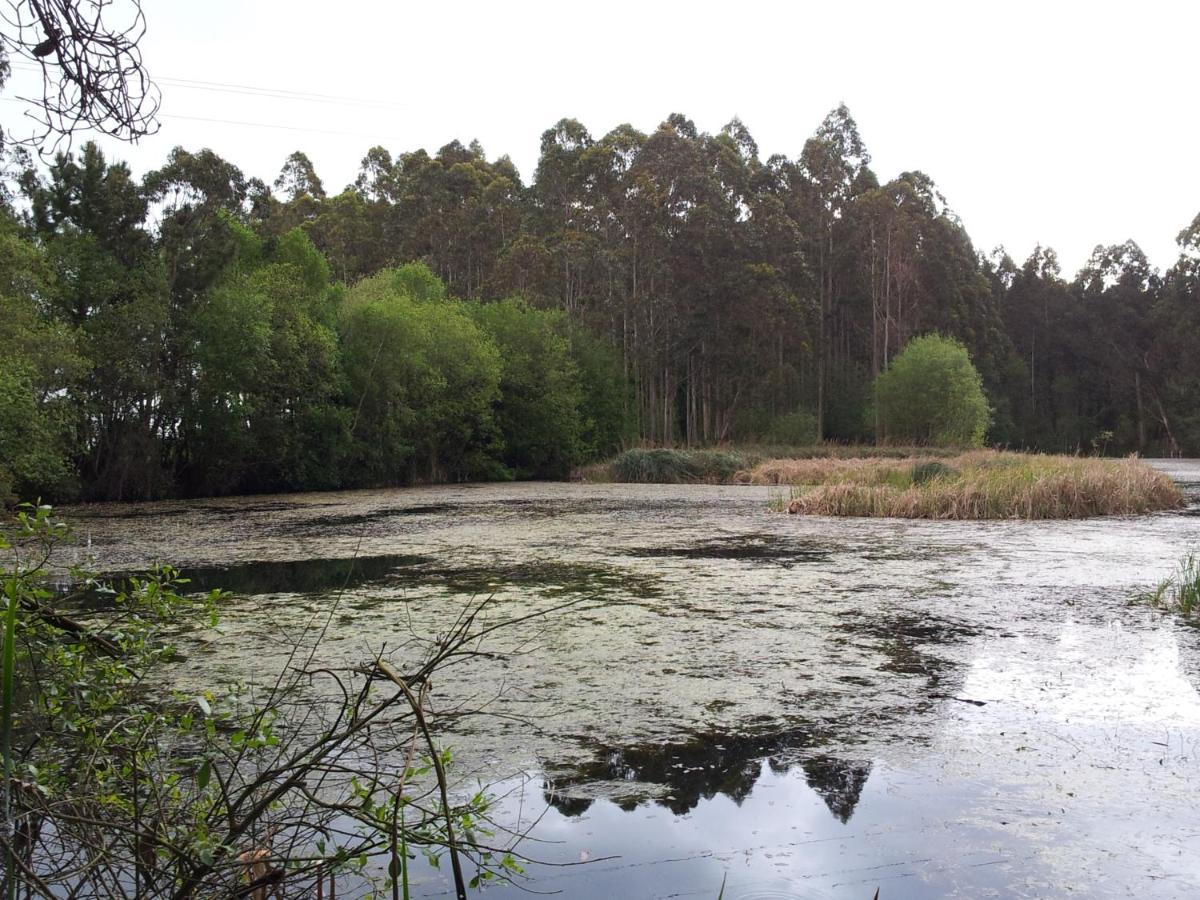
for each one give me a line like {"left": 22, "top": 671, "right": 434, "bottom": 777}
{"left": 799, "top": 755, "right": 872, "bottom": 823}
{"left": 181, "top": 553, "right": 429, "bottom": 594}
{"left": 629, "top": 533, "right": 833, "bottom": 566}
{"left": 547, "top": 729, "right": 873, "bottom": 823}
{"left": 167, "top": 555, "right": 663, "bottom": 599}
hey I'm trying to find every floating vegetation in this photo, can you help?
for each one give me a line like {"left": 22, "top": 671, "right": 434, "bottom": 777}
{"left": 142, "top": 555, "right": 664, "bottom": 602}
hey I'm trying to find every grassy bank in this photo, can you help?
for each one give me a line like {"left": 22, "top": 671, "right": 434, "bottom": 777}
{"left": 770, "top": 451, "right": 1182, "bottom": 519}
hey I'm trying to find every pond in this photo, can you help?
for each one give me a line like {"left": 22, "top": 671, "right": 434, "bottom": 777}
{"left": 66, "top": 461, "right": 1200, "bottom": 898}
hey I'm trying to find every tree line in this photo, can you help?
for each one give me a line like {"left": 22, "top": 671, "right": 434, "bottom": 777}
{"left": 2, "top": 105, "right": 1199, "bottom": 501}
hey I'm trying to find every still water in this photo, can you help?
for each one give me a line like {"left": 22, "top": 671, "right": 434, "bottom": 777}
{"left": 67, "top": 462, "right": 1200, "bottom": 898}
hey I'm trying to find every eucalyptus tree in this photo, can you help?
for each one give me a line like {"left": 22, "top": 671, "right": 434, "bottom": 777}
{"left": 1073, "top": 240, "right": 1161, "bottom": 452}
{"left": 794, "top": 104, "right": 874, "bottom": 438}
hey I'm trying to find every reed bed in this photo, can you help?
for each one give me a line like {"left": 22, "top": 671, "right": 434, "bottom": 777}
{"left": 773, "top": 451, "right": 1182, "bottom": 519}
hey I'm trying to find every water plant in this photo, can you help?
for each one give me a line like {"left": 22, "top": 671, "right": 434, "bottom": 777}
{"left": 1139, "top": 554, "right": 1200, "bottom": 617}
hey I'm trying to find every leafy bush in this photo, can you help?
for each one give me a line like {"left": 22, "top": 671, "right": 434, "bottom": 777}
{"left": 873, "top": 334, "right": 991, "bottom": 447}
{"left": 340, "top": 271, "right": 502, "bottom": 484}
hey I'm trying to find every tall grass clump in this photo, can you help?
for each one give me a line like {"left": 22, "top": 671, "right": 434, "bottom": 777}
{"left": 1139, "top": 554, "right": 1200, "bottom": 617}
{"left": 607, "top": 448, "right": 754, "bottom": 484}
{"left": 779, "top": 451, "right": 1182, "bottom": 519}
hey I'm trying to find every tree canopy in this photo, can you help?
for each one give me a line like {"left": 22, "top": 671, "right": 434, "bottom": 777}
{"left": 2, "top": 106, "right": 1199, "bottom": 501}
{"left": 874, "top": 335, "right": 990, "bottom": 447}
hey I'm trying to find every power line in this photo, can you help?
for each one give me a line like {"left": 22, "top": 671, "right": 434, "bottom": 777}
{"left": 6, "top": 60, "right": 406, "bottom": 111}
{"left": 0, "top": 97, "right": 402, "bottom": 141}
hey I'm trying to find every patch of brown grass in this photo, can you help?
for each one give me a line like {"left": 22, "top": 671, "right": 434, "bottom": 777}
{"left": 776, "top": 451, "right": 1182, "bottom": 519}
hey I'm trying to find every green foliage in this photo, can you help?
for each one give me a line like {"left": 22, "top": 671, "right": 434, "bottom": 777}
{"left": 391, "top": 261, "right": 448, "bottom": 303}
{"left": 764, "top": 409, "right": 819, "bottom": 445}
{"left": 568, "top": 325, "right": 635, "bottom": 459}
{"left": 0, "top": 217, "right": 83, "bottom": 503}
{"left": 0, "top": 364, "right": 75, "bottom": 504}
{"left": 5, "top": 119, "right": 1200, "bottom": 499}
{"left": 341, "top": 269, "right": 502, "bottom": 484}
{"left": 873, "top": 334, "right": 991, "bottom": 447}
{"left": 274, "top": 226, "right": 331, "bottom": 292}
{"left": 470, "top": 298, "right": 585, "bottom": 478}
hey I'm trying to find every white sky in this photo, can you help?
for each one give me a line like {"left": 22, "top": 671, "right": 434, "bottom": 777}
{"left": 2, "top": 0, "right": 1197, "bottom": 276}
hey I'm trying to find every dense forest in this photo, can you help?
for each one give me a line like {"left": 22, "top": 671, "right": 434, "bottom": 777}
{"left": 2, "top": 105, "right": 1199, "bottom": 502}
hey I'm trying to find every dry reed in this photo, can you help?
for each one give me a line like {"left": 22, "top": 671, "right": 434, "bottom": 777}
{"left": 774, "top": 451, "right": 1182, "bottom": 519}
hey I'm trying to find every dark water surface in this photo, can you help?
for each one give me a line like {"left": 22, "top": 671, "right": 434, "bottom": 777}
{"left": 66, "top": 463, "right": 1200, "bottom": 898}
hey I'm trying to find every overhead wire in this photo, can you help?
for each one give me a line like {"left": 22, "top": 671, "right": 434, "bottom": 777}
{"left": 2, "top": 62, "right": 410, "bottom": 140}
{"left": 5, "top": 60, "right": 406, "bottom": 111}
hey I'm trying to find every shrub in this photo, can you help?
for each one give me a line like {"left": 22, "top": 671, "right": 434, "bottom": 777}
{"left": 0, "top": 506, "right": 528, "bottom": 895}
{"left": 873, "top": 334, "right": 991, "bottom": 447}
{"left": 609, "top": 448, "right": 751, "bottom": 483}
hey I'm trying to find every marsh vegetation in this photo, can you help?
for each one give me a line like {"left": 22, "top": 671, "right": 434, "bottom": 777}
{"left": 771, "top": 451, "right": 1182, "bottom": 519}
{"left": 585, "top": 448, "right": 1181, "bottom": 519}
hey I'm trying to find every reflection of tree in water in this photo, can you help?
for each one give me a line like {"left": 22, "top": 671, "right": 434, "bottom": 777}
{"left": 798, "top": 755, "right": 872, "bottom": 823}
{"left": 545, "top": 726, "right": 872, "bottom": 821}
{"left": 835, "top": 611, "right": 978, "bottom": 694}
{"left": 544, "top": 793, "right": 595, "bottom": 817}
{"left": 545, "top": 610, "right": 977, "bottom": 822}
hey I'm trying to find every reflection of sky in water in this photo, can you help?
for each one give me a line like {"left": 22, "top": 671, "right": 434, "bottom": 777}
{"left": 64, "top": 463, "right": 1200, "bottom": 897}
{"left": 408, "top": 763, "right": 1050, "bottom": 898}
{"left": 962, "top": 622, "right": 1200, "bottom": 725}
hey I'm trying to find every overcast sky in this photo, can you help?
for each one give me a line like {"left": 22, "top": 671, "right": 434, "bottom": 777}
{"left": 3, "top": 0, "right": 1197, "bottom": 276}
